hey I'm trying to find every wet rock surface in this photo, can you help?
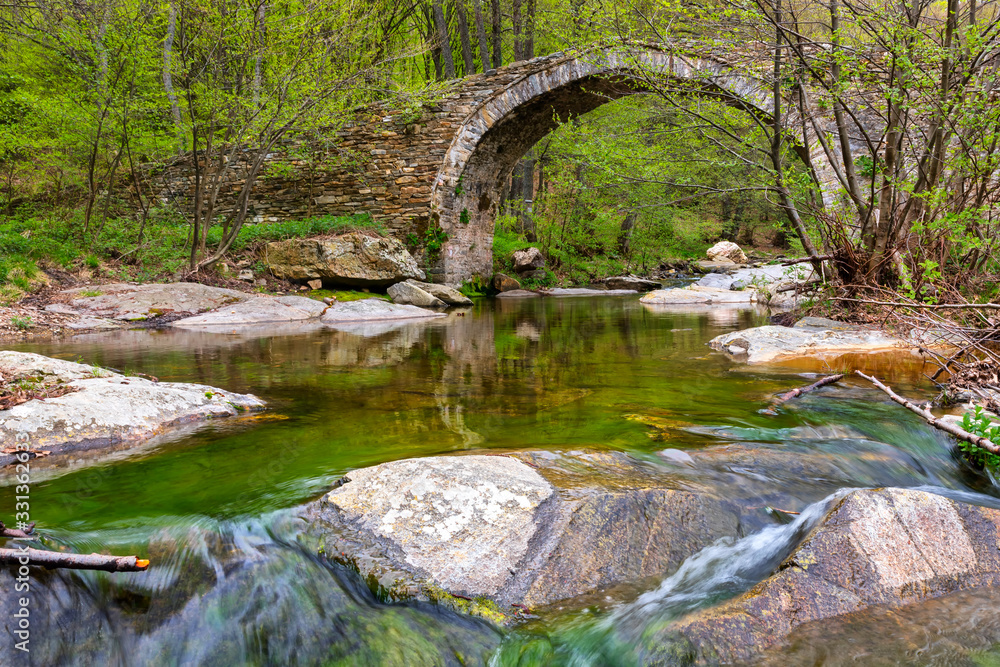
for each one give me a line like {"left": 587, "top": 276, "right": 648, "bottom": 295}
{"left": 709, "top": 318, "right": 907, "bottom": 363}
{"left": 301, "top": 450, "right": 741, "bottom": 621}
{"left": 604, "top": 276, "right": 661, "bottom": 291}
{"left": 265, "top": 232, "right": 424, "bottom": 287}
{"left": 651, "top": 487, "right": 1000, "bottom": 665}
{"left": 170, "top": 295, "right": 327, "bottom": 327}
{"left": 320, "top": 298, "right": 446, "bottom": 324}
{"left": 0, "top": 351, "right": 264, "bottom": 459}
{"left": 640, "top": 286, "right": 757, "bottom": 305}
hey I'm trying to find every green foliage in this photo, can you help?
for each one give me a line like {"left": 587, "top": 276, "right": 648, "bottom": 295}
{"left": 423, "top": 227, "right": 449, "bottom": 258}
{"left": 458, "top": 275, "right": 489, "bottom": 297}
{"left": 10, "top": 315, "right": 33, "bottom": 330}
{"left": 204, "top": 214, "right": 381, "bottom": 251}
{"left": 959, "top": 406, "right": 1000, "bottom": 475}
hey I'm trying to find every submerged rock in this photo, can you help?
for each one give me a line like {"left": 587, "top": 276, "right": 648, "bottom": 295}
{"left": 652, "top": 487, "right": 1000, "bottom": 664}
{"left": 266, "top": 233, "right": 424, "bottom": 287}
{"left": 387, "top": 281, "right": 447, "bottom": 308}
{"left": 0, "top": 351, "right": 264, "bottom": 460}
{"left": 320, "top": 299, "right": 446, "bottom": 324}
{"left": 302, "top": 451, "right": 740, "bottom": 622}
{"left": 171, "top": 295, "right": 327, "bottom": 327}
{"left": 709, "top": 318, "right": 907, "bottom": 363}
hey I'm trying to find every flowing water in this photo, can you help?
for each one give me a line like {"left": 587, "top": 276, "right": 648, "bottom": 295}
{"left": 5, "top": 295, "right": 1000, "bottom": 666}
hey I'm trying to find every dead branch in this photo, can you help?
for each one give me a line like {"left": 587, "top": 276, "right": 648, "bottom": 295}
{"left": 855, "top": 370, "right": 1000, "bottom": 455}
{"left": 761, "top": 374, "right": 844, "bottom": 414}
{"left": 0, "top": 521, "right": 34, "bottom": 539}
{"left": 834, "top": 297, "right": 1000, "bottom": 310}
{"left": 781, "top": 254, "right": 834, "bottom": 266}
{"left": 0, "top": 547, "right": 149, "bottom": 572}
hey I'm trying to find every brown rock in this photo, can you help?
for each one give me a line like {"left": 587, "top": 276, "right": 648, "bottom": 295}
{"left": 493, "top": 273, "right": 521, "bottom": 292}
{"left": 266, "top": 232, "right": 424, "bottom": 287}
{"left": 307, "top": 279, "right": 323, "bottom": 290}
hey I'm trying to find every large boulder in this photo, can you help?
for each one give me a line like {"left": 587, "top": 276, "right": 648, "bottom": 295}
{"left": 511, "top": 247, "right": 545, "bottom": 275}
{"left": 604, "top": 276, "right": 661, "bottom": 292}
{"left": 320, "top": 299, "right": 446, "bottom": 324}
{"left": 60, "top": 282, "right": 249, "bottom": 321}
{"left": 0, "top": 351, "right": 264, "bottom": 464}
{"left": 301, "top": 451, "right": 740, "bottom": 623}
{"left": 387, "top": 282, "right": 447, "bottom": 308}
{"left": 651, "top": 488, "right": 1000, "bottom": 664}
{"left": 493, "top": 273, "right": 521, "bottom": 292}
{"left": 170, "top": 295, "right": 327, "bottom": 328}
{"left": 709, "top": 318, "right": 907, "bottom": 363}
{"left": 706, "top": 241, "right": 747, "bottom": 264}
{"left": 266, "top": 233, "right": 424, "bottom": 287}
{"left": 404, "top": 280, "right": 473, "bottom": 306}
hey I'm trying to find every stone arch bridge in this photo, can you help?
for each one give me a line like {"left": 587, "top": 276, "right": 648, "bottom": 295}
{"left": 160, "top": 44, "right": 860, "bottom": 284}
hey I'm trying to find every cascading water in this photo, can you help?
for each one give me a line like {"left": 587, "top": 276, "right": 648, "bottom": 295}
{"left": 4, "top": 296, "right": 999, "bottom": 665}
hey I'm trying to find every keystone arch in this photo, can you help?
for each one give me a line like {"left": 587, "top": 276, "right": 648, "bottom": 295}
{"left": 430, "top": 47, "right": 848, "bottom": 284}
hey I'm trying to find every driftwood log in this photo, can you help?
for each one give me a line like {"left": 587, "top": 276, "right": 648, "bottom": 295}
{"left": 856, "top": 370, "right": 1000, "bottom": 455}
{"left": 0, "top": 547, "right": 149, "bottom": 572}
{"left": 761, "top": 374, "right": 845, "bottom": 415}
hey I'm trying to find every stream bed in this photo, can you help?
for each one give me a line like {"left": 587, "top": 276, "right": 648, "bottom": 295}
{"left": 4, "top": 295, "right": 1000, "bottom": 666}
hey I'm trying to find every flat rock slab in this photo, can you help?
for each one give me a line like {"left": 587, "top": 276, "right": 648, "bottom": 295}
{"left": 171, "top": 295, "right": 327, "bottom": 327}
{"left": 640, "top": 286, "right": 757, "bottom": 305}
{"left": 405, "top": 280, "right": 473, "bottom": 306}
{"left": 320, "top": 299, "right": 446, "bottom": 324}
{"left": 0, "top": 351, "right": 264, "bottom": 461}
{"left": 696, "top": 264, "right": 812, "bottom": 291}
{"left": 61, "top": 283, "right": 248, "bottom": 321}
{"left": 654, "top": 488, "right": 1000, "bottom": 664}
{"left": 302, "top": 450, "right": 740, "bottom": 623}
{"left": 709, "top": 319, "right": 907, "bottom": 363}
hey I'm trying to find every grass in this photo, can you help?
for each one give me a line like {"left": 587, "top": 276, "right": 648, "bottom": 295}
{"left": 306, "top": 289, "right": 390, "bottom": 302}
{"left": 0, "top": 208, "right": 383, "bottom": 299}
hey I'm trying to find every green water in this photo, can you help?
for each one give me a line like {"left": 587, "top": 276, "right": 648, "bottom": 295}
{"left": 3, "top": 295, "right": 1000, "bottom": 665}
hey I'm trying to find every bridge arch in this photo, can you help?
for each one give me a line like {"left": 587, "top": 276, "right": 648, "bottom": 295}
{"left": 430, "top": 46, "right": 843, "bottom": 284}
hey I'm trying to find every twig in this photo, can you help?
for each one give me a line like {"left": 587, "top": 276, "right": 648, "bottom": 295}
{"left": 834, "top": 297, "right": 1000, "bottom": 310}
{"left": 0, "top": 548, "right": 149, "bottom": 572}
{"left": 780, "top": 254, "right": 834, "bottom": 266}
{"left": 855, "top": 370, "right": 1000, "bottom": 455}
{"left": 0, "top": 521, "right": 34, "bottom": 539}
{"left": 761, "top": 374, "right": 844, "bottom": 414}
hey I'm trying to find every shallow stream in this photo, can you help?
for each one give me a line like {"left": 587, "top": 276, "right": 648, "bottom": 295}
{"left": 6, "top": 295, "right": 1000, "bottom": 665}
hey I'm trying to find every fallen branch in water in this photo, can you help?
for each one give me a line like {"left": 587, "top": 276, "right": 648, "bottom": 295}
{"left": 761, "top": 374, "right": 844, "bottom": 415}
{"left": 0, "top": 521, "right": 34, "bottom": 539}
{"left": 855, "top": 370, "right": 1000, "bottom": 455}
{"left": 0, "top": 547, "right": 149, "bottom": 572}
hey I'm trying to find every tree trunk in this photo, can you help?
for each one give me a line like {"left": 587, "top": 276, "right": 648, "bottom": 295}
{"left": 473, "top": 0, "right": 490, "bottom": 70}
{"left": 163, "top": 2, "right": 183, "bottom": 151}
{"left": 512, "top": 0, "right": 523, "bottom": 61}
{"left": 433, "top": 0, "right": 456, "bottom": 78}
{"left": 524, "top": 0, "right": 535, "bottom": 59}
{"left": 425, "top": 5, "right": 443, "bottom": 80}
{"left": 455, "top": 0, "right": 476, "bottom": 75}
{"left": 618, "top": 211, "right": 636, "bottom": 256}
{"left": 490, "top": 0, "right": 502, "bottom": 67}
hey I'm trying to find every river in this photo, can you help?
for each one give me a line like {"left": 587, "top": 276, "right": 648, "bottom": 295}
{"left": 4, "top": 295, "right": 1000, "bottom": 665}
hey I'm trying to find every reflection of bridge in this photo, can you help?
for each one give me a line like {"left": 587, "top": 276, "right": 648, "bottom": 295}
{"left": 162, "top": 44, "right": 866, "bottom": 284}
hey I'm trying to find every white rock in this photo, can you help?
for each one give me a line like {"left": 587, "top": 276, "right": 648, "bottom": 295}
{"left": 706, "top": 241, "right": 748, "bottom": 264}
